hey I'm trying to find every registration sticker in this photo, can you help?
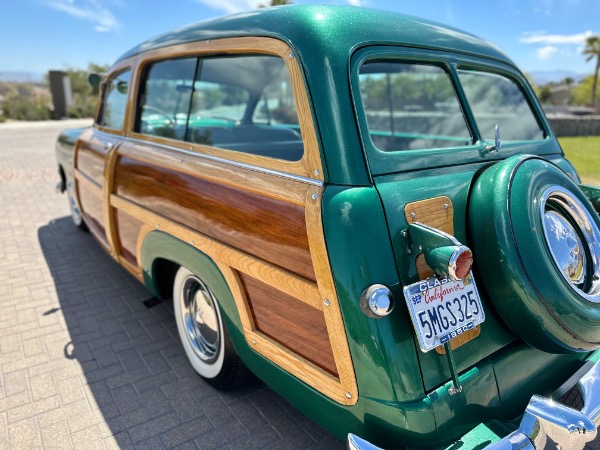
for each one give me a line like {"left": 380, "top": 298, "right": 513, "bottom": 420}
{"left": 402, "top": 272, "right": 485, "bottom": 352}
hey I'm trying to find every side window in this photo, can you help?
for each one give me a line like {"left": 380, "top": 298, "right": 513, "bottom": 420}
{"left": 137, "top": 58, "right": 197, "bottom": 140}
{"left": 98, "top": 69, "right": 130, "bottom": 130}
{"left": 358, "top": 62, "right": 472, "bottom": 151}
{"left": 188, "top": 55, "right": 303, "bottom": 161}
{"left": 458, "top": 71, "right": 545, "bottom": 142}
{"left": 136, "top": 54, "right": 304, "bottom": 162}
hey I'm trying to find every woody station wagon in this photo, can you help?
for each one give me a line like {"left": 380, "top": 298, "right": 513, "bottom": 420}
{"left": 55, "top": 5, "right": 600, "bottom": 449}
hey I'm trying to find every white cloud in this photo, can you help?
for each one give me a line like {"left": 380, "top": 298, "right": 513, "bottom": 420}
{"left": 520, "top": 30, "right": 593, "bottom": 45}
{"left": 195, "top": 0, "right": 264, "bottom": 14}
{"left": 347, "top": 0, "right": 362, "bottom": 5}
{"left": 48, "top": 0, "right": 119, "bottom": 32}
{"left": 536, "top": 45, "right": 559, "bottom": 60}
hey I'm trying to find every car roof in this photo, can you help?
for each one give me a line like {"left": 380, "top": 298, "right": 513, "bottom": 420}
{"left": 116, "top": 4, "right": 512, "bottom": 66}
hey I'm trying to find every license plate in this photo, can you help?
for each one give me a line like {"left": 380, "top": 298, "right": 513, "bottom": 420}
{"left": 402, "top": 272, "right": 485, "bottom": 352}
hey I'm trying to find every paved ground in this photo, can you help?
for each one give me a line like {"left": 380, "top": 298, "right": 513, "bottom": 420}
{"left": 0, "top": 120, "right": 343, "bottom": 449}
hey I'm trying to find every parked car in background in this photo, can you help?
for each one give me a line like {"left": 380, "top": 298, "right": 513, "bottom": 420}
{"left": 55, "top": 5, "right": 600, "bottom": 449}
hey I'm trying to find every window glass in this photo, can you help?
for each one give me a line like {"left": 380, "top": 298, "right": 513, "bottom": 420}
{"left": 458, "top": 70, "right": 545, "bottom": 142}
{"left": 98, "top": 69, "right": 130, "bottom": 130}
{"left": 359, "top": 62, "right": 471, "bottom": 151}
{"left": 187, "top": 56, "right": 303, "bottom": 161}
{"left": 137, "top": 58, "right": 197, "bottom": 140}
{"left": 137, "top": 54, "right": 304, "bottom": 162}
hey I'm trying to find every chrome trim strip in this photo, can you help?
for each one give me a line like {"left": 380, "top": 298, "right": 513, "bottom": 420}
{"left": 347, "top": 433, "right": 383, "bottom": 450}
{"left": 122, "top": 136, "right": 324, "bottom": 187}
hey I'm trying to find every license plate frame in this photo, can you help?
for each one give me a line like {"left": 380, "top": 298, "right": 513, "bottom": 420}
{"left": 402, "top": 272, "right": 485, "bottom": 352}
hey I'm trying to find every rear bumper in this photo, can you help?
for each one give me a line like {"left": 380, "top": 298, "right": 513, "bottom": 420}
{"left": 348, "top": 360, "right": 600, "bottom": 450}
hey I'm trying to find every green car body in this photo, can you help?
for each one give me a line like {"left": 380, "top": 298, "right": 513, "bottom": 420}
{"left": 56, "top": 5, "right": 600, "bottom": 449}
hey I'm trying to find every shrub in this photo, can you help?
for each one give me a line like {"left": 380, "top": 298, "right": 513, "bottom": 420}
{"left": 3, "top": 95, "right": 53, "bottom": 121}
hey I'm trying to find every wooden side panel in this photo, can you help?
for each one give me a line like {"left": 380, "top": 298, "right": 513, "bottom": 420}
{"left": 113, "top": 157, "right": 316, "bottom": 281}
{"left": 404, "top": 196, "right": 480, "bottom": 353}
{"left": 78, "top": 181, "right": 106, "bottom": 242}
{"left": 240, "top": 274, "right": 337, "bottom": 376}
{"left": 114, "top": 209, "right": 142, "bottom": 266}
{"left": 77, "top": 146, "right": 105, "bottom": 187}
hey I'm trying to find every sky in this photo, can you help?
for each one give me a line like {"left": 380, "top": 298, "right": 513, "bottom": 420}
{"left": 2, "top": 0, "right": 600, "bottom": 77}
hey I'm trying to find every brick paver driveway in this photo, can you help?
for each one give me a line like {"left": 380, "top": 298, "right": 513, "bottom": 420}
{"left": 0, "top": 120, "right": 343, "bottom": 449}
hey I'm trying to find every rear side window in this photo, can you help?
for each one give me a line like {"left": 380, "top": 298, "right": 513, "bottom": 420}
{"left": 98, "top": 69, "right": 130, "bottom": 130}
{"left": 359, "top": 62, "right": 472, "bottom": 151}
{"left": 458, "top": 70, "right": 545, "bottom": 142}
{"left": 136, "top": 55, "right": 303, "bottom": 161}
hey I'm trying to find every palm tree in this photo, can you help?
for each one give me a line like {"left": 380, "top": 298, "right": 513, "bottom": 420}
{"left": 583, "top": 36, "right": 600, "bottom": 110}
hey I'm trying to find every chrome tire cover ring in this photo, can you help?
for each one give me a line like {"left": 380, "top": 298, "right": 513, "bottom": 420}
{"left": 541, "top": 186, "right": 600, "bottom": 303}
{"left": 179, "top": 275, "right": 220, "bottom": 363}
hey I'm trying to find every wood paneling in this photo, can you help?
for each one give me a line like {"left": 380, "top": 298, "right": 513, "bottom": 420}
{"left": 77, "top": 146, "right": 105, "bottom": 187}
{"left": 113, "top": 157, "right": 316, "bottom": 281}
{"left": 114, "top": 209, "right": 142, "bottom": 267}
{"left": 404, "top": 196, "right": 480, "bottom": 354}
{"left": 76, "top": 176, "right": 106, "bottom": 245}
{"left": 240, "top": 274, "right": 337, "bottom": 376}
{"left": 112, "top": 194, "right": 320, "bottom": 308}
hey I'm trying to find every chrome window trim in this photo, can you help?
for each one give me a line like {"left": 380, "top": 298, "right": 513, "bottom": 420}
{"left": 122, "top": 136, "right": 324, "bottom": 187}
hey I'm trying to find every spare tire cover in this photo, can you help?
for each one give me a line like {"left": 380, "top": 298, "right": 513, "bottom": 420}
{"left": 468, "top": 155, "right": 600, "bottom": 353}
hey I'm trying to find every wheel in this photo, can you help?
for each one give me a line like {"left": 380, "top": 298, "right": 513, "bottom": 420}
{"left": 173, "top": 266, "right": 250, "bottom": 389}
{"left": 468, "top": 155, "right": 600, "bottom": 353}
{"left": 66, "top": 179, "right": 88, "bottom": 231}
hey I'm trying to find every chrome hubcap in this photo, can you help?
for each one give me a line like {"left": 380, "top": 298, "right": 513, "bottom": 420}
{"left": 543, "top": 210, "right": 586, "bottom": 285}
{"left": 180, "top": 276, "right": 220, "bottom": 362}
{"left": 541, "top": 186, "right": 600, "bottom": 302}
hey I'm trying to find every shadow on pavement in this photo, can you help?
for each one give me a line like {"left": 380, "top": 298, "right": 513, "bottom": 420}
{"left": 38, "top": 216, "right": 341, "bottom": 449}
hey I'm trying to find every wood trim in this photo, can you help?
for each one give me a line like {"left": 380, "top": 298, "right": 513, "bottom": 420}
{"left": 126, "top": 37, "right": 323, "bottom": 182}
{"left": 104, "top": 148, "right": 121, "bottom": 260}
{"left": 117, "top": 140, "right": 309, "bottom": 206}
{"left": 403, "top": 196, "right": 481, "bottom": 354}
{"left": 404, "top": 196, "right": 454, "bottom": 234}
{"left": 111, "top": 194, "right": 322, "bottom": 309}
{"left": 109, "top": 192, "right": 359, "bottom": 403}
{"left": 305, "top": 186, "right": 358, "bottom": 405}
{"left": 217, "top": 264, "right": 347, "bottom": 403}
{"left": 75, "top": 169, "right": 102, "bottom": 195}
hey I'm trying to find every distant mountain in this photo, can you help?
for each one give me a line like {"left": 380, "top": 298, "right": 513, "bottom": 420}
{"left": 529, "top": 71, "right": 586, "bottom": 86}
{"left": 0, "top": 71, "right": 45, "bottom": 84}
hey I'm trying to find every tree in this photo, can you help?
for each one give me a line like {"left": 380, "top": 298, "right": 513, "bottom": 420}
{"left": 583, "top": 36, "right": 600, "bottom": 110}
{"left": 259, "top": 0, "right": 292, "bottom": 7}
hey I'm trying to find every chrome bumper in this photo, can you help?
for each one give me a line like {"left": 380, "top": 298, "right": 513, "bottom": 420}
{"left": 347, "top": 361, "right": 600, "bottom": 450}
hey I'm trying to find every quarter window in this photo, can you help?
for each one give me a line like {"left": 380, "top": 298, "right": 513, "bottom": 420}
{"left": 98, "top": 69, "right": 130, "bottom": 130}
{"left": 359, "top": 62, "right": 472, "bottom": 151}
{"left": 136, "top": 55, "right": 303, "bottom": 161}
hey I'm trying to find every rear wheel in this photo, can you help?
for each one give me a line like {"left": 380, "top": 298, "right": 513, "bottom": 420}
{"left": 173, "top": 266, "right": 250, "bottom": 389}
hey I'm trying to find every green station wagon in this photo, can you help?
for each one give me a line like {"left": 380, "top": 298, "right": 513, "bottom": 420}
{"left": 55, "top": 5, "right": 600, "bottom": 449}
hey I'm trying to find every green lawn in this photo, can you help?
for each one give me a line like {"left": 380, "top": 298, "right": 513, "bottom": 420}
{"left": 558, "top": 136, "right": 600, "bottom": 186}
